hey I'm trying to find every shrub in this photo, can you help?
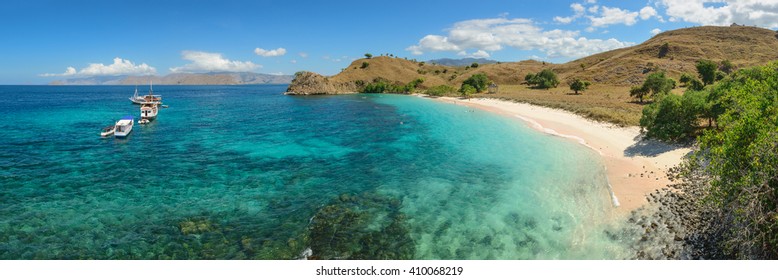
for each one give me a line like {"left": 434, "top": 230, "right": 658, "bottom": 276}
{"left": 470, "top": 62, "right": 479, "bottom": 68}
{"left": 658, "top": 42, "right": 670, "bottom": 58}
{"left": 719, "top": 59, "right": 734, "bottom": 74}
{"left": 525, "top": 69, "right": 559, "bottom": 89}
{"left": 715, "top": 70, "right": 726, "bottom": 81}
{"left": 459, "top": 84, "right": 476, "bottom": 98}
{"left": 364, "top": 53, "right": 372, "bottom": 59}
{"left": 680, "top": 72, "right": 704, "bottom": 90}
{"left": 425, "top": 85, "right": 456, "bottom": 97}
{"left": 461, "top": 73, "right": 489, "bottom": 93}
{"left": 361, "top": 62, "right": 369, "bottom": 69}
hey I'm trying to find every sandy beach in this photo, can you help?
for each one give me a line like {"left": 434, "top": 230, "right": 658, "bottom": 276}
{"left": 433, "top": 96, "right": 691, "bottom": 213}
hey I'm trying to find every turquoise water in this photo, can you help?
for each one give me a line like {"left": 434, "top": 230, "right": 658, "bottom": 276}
{"left": 0, "top": 85, "right": 629, "bottom": 259}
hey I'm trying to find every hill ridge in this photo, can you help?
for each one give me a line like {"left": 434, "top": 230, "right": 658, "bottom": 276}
{"left": 288, "top": 26, "right": 778, "bottom": 94}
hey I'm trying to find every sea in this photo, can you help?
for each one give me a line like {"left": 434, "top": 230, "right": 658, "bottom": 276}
{"left": 0, "top": 85, "right": 633, "bottom": 259}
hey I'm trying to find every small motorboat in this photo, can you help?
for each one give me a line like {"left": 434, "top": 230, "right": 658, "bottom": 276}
{"left": 139, "top": 119, "right": 150, "bottom": 124}
{"left": 114, "top": 116, "right": 134, "bottom": 138}
{"left": 100, "top": 125, "right": 115, "bottom": 137}
{"left": 140, "top": 103, "right": 158, "bottom": 120}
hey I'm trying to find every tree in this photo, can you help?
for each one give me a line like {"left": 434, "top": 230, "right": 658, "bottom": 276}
{"left": 639, "top": 93, "right": 697, "bottom": 141}
{"left": 364, "top": 53, "right": 373, "bottom": 59}
{"left": 630, "top": 85, "right": 650, "bottom": 103}
{"left": 691, "top": 61, "right": 778, "bottom": 258}
{"left": 680, "top": 72, "right": 704, "bottom": 91}
{"left": 470, "top": 62, "right": 479, "bottom": 68}
{"left": 459, "top": 84, "right": 476, "bottom": 99}
{"left": 461, "top": 73, "right": 489, "bottom": 93}
{"left": 643, "top": 71, "right": 675, "bottom": 97}
{"left": 696, "top": 59, "right": 718, "bottom": 85}
{"left": 568, "top": 79, "right": 591, "bottom": 94}
{"left": 526, "top": 69, "right": 559, "bottom": 89}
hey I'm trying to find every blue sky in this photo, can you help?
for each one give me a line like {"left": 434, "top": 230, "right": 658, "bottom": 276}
{"left": 1, "top": 0, "right": 777, "bottom": 84}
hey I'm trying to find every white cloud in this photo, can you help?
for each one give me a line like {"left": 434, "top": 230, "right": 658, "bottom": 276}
{"left": 322, "top": 55, "right": 343, "bottom": 62}
{"left": 588, "top": 6, "right": 639, "bottom": 27}
{"left": 657, "top": 0, "right": 778, "bottom": 28}
{"left": 290, "top": 59, "right": 297, "bottom": 64}
{"left": 41, "top": 57, "right": 156, "bottom": 77}
{"left": 554, "top": 16, "right": 575, "bottom": 24}
{"left": 528, "top": 55, "right": 545, "bottom": 61}
{"left": 651, "top": 28, "right": 663, "bottom": 35}
{"left": 571, "top": 3, "right": 586, "bottom": 14}
{"left": 254, "top": 47, "right": 287, "bottom": 57}
{"left": 588, "top": 5, "right": 600, "bottom": 13}
{"left": 170, "top": 51, "right": 259, "bottom": 73}
{"left": 406, "top": 17, "right": 633, "bottom": 59}
{"left": 299, "top": 52, "right": 308, "bottom": 58}
{"left": 458, "top": 50, "right": 491, "bottom": 59}
{"left": 640, "top": 6, "right": 659, "bottom": 20}
{"left": 555, "top": 3, "right": 588, "bottom": 24}
{"left": 586, "top": 0, "right": 597, "bottom": 3}
{"left": 407, "top": 35, "right": 461, "bottom": 55}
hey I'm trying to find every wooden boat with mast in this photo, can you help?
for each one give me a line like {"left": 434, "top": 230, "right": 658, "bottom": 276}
{"left": 129, "top": 82, "right": 162, "bottom": 105}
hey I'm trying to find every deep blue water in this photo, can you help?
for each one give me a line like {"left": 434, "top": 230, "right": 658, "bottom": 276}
{"left": 0, "top": 85, "right": 629, "bottom": 259}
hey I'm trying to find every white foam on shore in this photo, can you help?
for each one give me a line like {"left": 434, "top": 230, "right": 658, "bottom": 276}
{"left": 513, "top": 114, "right": 621, "bottom": 207}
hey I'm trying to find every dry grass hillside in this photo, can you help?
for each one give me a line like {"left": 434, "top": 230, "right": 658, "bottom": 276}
{"left": 554, "top": 26, "right": 778, "bottom": 85}
{"left": 287, "top": 26, "right": 778, "bottom": 125}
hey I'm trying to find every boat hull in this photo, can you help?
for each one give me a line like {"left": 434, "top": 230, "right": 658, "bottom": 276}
{"left": 114, "top": 118, "right": 134, "bottom": 138}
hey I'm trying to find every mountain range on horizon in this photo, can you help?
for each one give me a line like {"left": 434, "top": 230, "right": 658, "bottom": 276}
{"left": 426, "top": 58, "right": 499, "bottom": 67}
{"left": 49, "top": 72, "right": 294, "bottom": 86}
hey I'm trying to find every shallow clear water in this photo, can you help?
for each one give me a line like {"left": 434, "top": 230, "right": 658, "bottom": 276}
{"left": 0, "top": 85, "right": 629, "bottom": 259}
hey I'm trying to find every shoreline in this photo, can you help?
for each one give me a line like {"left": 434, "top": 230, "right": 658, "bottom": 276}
{"left": 429, "top": 96, "right": 691, "bottom": 213}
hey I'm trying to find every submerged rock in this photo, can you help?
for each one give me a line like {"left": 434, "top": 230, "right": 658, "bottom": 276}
{"left": 306, "top": 192, "right": 415, "bottom": 260}
{"left": 178, "top": 217, "right": 215, "bottom": 235}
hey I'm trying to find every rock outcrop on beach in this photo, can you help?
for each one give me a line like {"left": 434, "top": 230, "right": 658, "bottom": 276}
{"left": 284, "top": 71, "right": 340, "bottom": 95}
{"left": 619, "top": 166, "right": 727, "bottom": 260}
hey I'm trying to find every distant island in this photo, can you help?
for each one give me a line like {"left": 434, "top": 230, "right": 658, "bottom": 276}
{"left": 49, "top": 72, "right": 294, "bottom": 85}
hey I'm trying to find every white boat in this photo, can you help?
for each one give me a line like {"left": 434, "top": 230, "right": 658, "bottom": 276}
{"left": 129, "top": 87, "right": 145, "bottom": 104}
{"left": 138, "top": 119, "right": 150, "bottom": 124}
{"left": 140, "top": 103, "right": 158, "bottom": 120}
{"left": 100, "top": 125, "right": 115, "bottom": 137}
{"left": 129, "top": 82, "right": 162, "bottom": 105}
{"left": 114, "top": 116, "right": 134, "bottom": 138}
